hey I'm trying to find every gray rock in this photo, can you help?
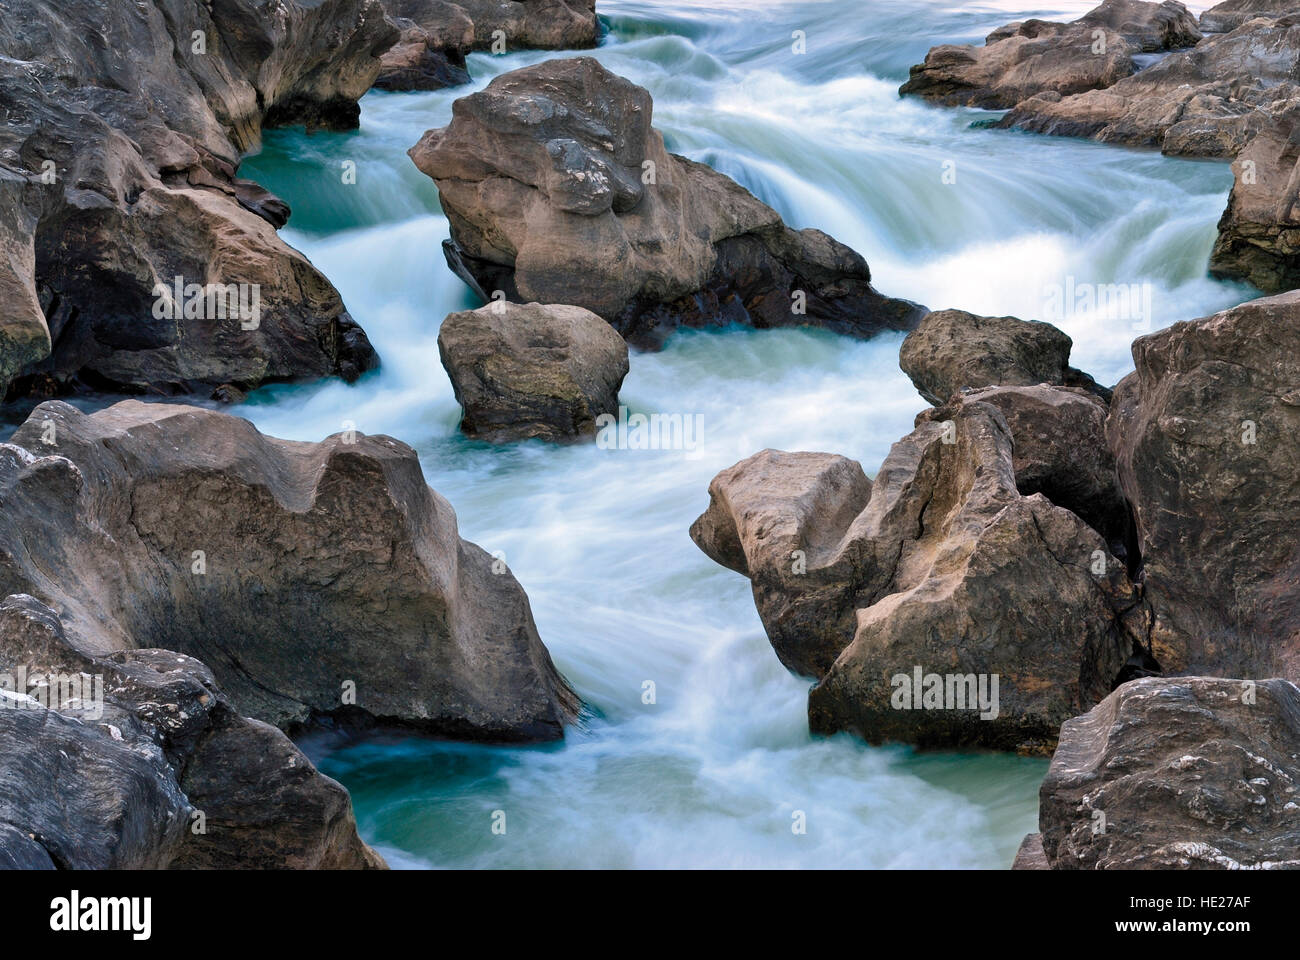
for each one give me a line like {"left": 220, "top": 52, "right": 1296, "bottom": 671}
{"left": 1038, "top": 676, "right": 1300, "bottom": 869}
{"left": 0, "top": 399, "right": 580, "bottom": 740}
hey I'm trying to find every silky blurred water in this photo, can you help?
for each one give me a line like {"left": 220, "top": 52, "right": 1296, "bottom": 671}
{"left": 232, "top": 0, "right": 1249, "bottom": 868}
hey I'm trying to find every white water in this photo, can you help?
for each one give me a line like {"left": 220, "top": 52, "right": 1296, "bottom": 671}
{"left": 235, "top": 0, "right": 1251, "bottom": 868}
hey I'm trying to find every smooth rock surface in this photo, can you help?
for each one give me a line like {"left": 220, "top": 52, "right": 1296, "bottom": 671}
{"left": 0, "top": 400, "right": 580, "bottom": 740}
{"left": 438, "top": 301, "right": 629, "bottom": 442}
{"left": 410, "top": 57, "right": 923, "bottom": 347}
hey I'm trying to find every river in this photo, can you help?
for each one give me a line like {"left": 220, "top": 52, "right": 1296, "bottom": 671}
{"left": 232, "top": 0, "right": 1249, "bottom": 868}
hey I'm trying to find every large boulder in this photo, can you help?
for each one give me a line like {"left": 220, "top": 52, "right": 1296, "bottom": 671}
{"left": 899, "top": 310, "right": 1108, "bottom": 406}
{"left": 409, "top": 57, "right": 923, "bottom": 347}
{"left": 1107, "top": 291, "right": 1300, "bottom": 681}
{"left": 439, "top": 302, "right": 629, "bottom": 442}
{"left": 1035, "top": 677, "right": 1300, "bottom": 869}
{"left": 1209, "top": 106, "right": 1300, "bottom": 291}
{"left": 692, "top": 398, "right": 1149, "bottom": 751}
{"left": 999, "top": 14, "right": 1300, "bottom": 159}
{"left": 0, "top": 399, "right": 579, "bottom": 740}
{"left": 0, "top": 593, "right": 384, "bottom": 869}
{"left": 0, "top": 0, "right": 395, "bottom": 401}
{"left": 375, "top": 12, "right": 474, "bottom": 91}
{"left": 899, "top": 0, "right": 1200, "bottom": 110}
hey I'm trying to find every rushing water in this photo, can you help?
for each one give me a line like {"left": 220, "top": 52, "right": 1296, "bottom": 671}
{"left": 230, "top": 0, "right": 1249, "bottom": 868}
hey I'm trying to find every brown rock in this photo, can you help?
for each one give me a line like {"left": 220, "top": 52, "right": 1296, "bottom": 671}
{"left": 899, "top": 309, "right": 1107, "bottom": 406}
{"left": 438, "top": 301, "right": 629, "bottom": 442}
{"left": 692, "top": 399, "right": 1148, "bottom": 750}
{"left": 900, "top": 0, "right": 1200, "bottom": 110}
{"left": 0, "top": 0, "right": 395, "bottom": 400}
{"left": 409, "top": 57, "right": 923, "bottom": 348}
{"left": 1209, "top": 106, "right": 1300, "bottom": 291}
{"left": 1106, "top": 291, "right": 1300, "bottom": 681}
{"left": 1000, "top": 15, "right": 1300, "bottom": 158}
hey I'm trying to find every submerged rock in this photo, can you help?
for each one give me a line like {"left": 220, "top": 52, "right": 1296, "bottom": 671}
{"left": 692, "top": 398, "right": 1148, "bottom": 751}
{"left": 0, "top": 0, "right": 394, "bottom": 401}
{"left": 409, "top": 57, "right": 923, "bottom": 347}
{"left": 0, "top": 400, "right": 579, "bottom": 741}
{"left": 1107, "top": 291, "right": 1300, "bottom": 681}
{"left": 0, "top": 594, "right": 384, "bottom": 869}
{"left": 1034, "top": 677, "right": 1300, "bottom": 869}
{"left": 899, "top": 0, "right": 1200, "bottom": 110}
{"left": 439, "top": 302, "right": 629, "bottom": 442}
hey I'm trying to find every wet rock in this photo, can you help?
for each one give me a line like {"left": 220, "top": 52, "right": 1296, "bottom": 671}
{"left": 1012, "top": 833, "right": 1049, "bottom": 869}
{"left": 1106, "top": 291, "right": 1300, "bottom": 681}
{"left": 899, "top": 0, "right": 1200, "bottom": 110}
{"left": 0, "top": 594, "right": 384, "bottom": 869}
{"left": 0, "top": 399, "right": 580, "bottom": 741}
{"left": 692, "top": 399, "right": 1148, "bottom": 750}
{"left": 439, "top": 302, "right": 629, "bottom": 442}
{"left": 375, "top": 8, "right": 474, "bottom": 91}
{"left": 999, "top": 14, "right": 1300, "bottom": 158}
{"left": 899, "top": 309, "right": 1108, "bottom": 406}
{"left": 409, "top": 57, "right": 923, "bottom": 348}
{"left": 0, "top": 0, "right": 395, "bottom": 401}
{"left": 1209, "top": 106, "right": 1300, "bottom": 291}
{"left": 1037, "top": 676, "right": 1300, "bottom": 869}
{"left": 938, "top": 385, "right": 1130, "bottom": 551}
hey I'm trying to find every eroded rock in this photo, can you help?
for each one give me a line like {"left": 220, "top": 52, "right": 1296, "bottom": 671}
{"left": 899, "top": 0, "right": 1200, "bottom": 110}
{"left": 439, "top": 302, "right": 629, "bottom": 442}
{"left": 0, "top": 594, "right": 384, "bottom": 869}
{"left": 0, "top": 0, "right": 394, "bottom": 401}
{"left": 0, "top": 400, "right": 580, "bottom": 740}
{"left": 692, "top": 399, "right": 1148, "bottom": 750}
{"left": 409, "top": 57, "right": 923, "bottom": 347}
{"left": 1106, "top": 291, "right": 1300, "bottom": 681}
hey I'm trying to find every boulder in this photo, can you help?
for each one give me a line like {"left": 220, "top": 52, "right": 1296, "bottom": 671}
{"left": 409, "top": 57, "right": 923, "bottom": 347}
{"left": 1106, "top": 291, "right": 1300, "bottom": 681}
{"left": 1209, "top": 106, "right": 1300, "bottom": 291}
{"left": 375, "top": 14, "right": 473, "bottom": 91}
{"left": 690, "top": 450, "right": 875, "bottom": 677}
{"left": 941, "top": 385, "right": 1130, "bottom": 552}
{"left": 438, "top": 302, "right": 629, "bottom": 442}
{"left": 899, "top": 0, "right": 1200, "bottom": 110}
{"left": 0, "top": 593, "right": 384, "bottom": 869}
{"left": 1037, "top": 677, "right": 1300, "bottom": 869}
{"left": 1201, "top": 0, "right": 1298, "bottom": 32}
{"left": 899, "top": 309, "right": 1108, "bottom": 406}
{"left": 999, "top": 15, "right": 1300, "bottom": 158}
{"left": 1012, "top": 833, "right": 1050, "bottom": 869}
{"left": 0, "top": 399, "right": 580, "bottom": 740}
{"left": 0, "top": 0, "right": 395, "bottom": 401}
{"left": 692, "top": 399, "right": 1149, "bottom": 751}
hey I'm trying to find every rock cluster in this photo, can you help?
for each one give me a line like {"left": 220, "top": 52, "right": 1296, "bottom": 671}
{"left": 0, "top": 0, "right": 396, "bottom": 402}
{"left": 410, "top": 57, "right": 923, "bottom": 347}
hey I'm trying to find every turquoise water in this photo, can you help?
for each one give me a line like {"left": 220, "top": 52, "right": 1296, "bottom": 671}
{"left": 235, "top": 0, "right": 1247, "bottom": 868}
